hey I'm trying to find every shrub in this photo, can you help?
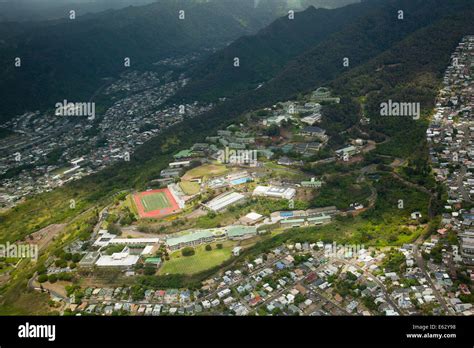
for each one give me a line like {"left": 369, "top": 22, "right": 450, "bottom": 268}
{"left": 205, "top": 245, "right": 212, "bottom": 251}
{"left": 57, "top": 273, "right": 73, "bottom": 281}
{"left": 108, "top": 223, "right": 122, "bottom": 235}
{"left": 144, "top": 265, "right": 156, "bottom": 276}
{"left": 37, "top": 265, "right": 47, "bottom": 275}
{"left": 55, "top": 259, "right": 67, "bottom": 268}
{"left": 38, "top": 274, "right": 48, "bottom": 283}
{"left": 181, "top": 247, "right": 195, "bottom": 257}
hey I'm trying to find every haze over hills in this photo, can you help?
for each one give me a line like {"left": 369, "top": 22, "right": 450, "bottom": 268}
{"left": 0, "top": 0, "right": 359, "bottom": 23}
{"left": 0, "top": 0, "right": 157, "bottom": 22}
{"left": 166, "top": 0, "right": 474, "bottom": 152}
{"left": 0, "top": 0, "right": 359, "bottom": 123}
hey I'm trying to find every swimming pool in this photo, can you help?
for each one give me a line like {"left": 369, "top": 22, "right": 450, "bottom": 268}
{"left": 230, "top": 177, "right": 251, "bottom": 185}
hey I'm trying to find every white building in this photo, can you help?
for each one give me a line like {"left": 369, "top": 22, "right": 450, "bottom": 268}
{"left": 204, "top": 191, "right": 246, "bottom": 212}
{"left": 108, "top": 238, "right": 160, "bottom": 245}
{"left": 93, "top": 230, "right": 117, "bottom": 247}
{"left": 95, "top": 252, "right": 139, "bottom": 268}
{"left": 169, "top": 161, "right": 191, "bottom": 168}
{"left": 253, "top": 185, "right": 296, "bottom": 200}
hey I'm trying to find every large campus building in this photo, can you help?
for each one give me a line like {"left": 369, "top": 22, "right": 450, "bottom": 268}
{"left": 203, "top": 191, "right": 246, "bottom": 212}
{"left": 95, "top": 251, "right": 140, "bottom": 268}
{"left": 269, "top": 206, "right": 338, "bottom": 228}
{"left": 253, "top": 185, "right": 296, "bottom": 200}
{"left": 166, "top": 226, "right": 257, "bottom": 251}
{"left": 93, "top": 230, "right": 160, "bottom": 248}
{"left": 279, "top": 214, "right": 331, "bottom": 228}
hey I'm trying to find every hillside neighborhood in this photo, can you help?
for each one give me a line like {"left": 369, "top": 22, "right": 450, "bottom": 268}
{"left": 14, "top": 36, "right": 474, "bottom": 317}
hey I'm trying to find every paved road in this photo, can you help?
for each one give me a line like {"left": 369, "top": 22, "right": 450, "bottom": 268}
{"left": 457, "top": 165, "right": 471, "bottom": 202}
{"left": 412, "top": 243, "right": 453, "bottom": 315}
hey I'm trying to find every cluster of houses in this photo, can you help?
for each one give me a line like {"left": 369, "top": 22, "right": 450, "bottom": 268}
{"left": 394, "top": 241, "right": 473, "bottom": 315}
{"left": 427, "top": 36, "right": 474, "bottom": 266}
{"left": 66, "top": 239, "right": 472, "bottom": 317}
{"left": 64, "top": 242, "right": 367, "bottom": 316}
{"left": 0, "top": 70, "right": 211, "bottom": 208}
{"left": 68, "top": 287, "right": 199, "bottom": 316}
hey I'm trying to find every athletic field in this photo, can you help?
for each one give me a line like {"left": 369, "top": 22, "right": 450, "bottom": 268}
{"left": 158, "top": 244, "right": 233, "bottom": 275}
{"left": 133, "top": 189, "right": 180, "bottom": 218}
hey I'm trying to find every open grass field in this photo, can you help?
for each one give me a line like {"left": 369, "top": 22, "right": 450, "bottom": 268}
{"left": 263, "top": 161, "right": 307, "bottom": 180}
{"left": 179, "top": 181, "right": 200, "bottom": 195}
{"left": 142, "top": 192, "right": 170, "bottom": 212}
{"left": 158, "top": 243, "right": 233, "bottom": 275}
{"left": 133, "top": 189, "right": 180, "bottom": 219}
{"left": 182, "top": 163, "right": 228, "bottom": 181}
{"left": 125, "top": 194, "right": 139, "bottom": 217}
{"left": 0, "top": 291, "right": 52, "bottom": 315}
{"left": 50, "top": 166, "right": 70, "bottom": 176}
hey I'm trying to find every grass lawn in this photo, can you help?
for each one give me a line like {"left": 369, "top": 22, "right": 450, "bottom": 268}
{"left": 263, "top": 161, "right": 306, "bottom": 180}
{"left": 141, "top": 192, "right": 170, "bottom": 212}
{"left": 125, "top": 194, "right": 139, "bottom": 217}
{"left": 179, "top": 181, "right": 200, "bottom": 195}
{"left": 182, "top": 163, "right": 228, "bottom": 181}
{"left": 159, "top": 243, "right": 234, "bottom": 275}
{"left": 264, "top": 161, "right": 287, "bottom": 170}
{"left": 50, "top": 166, "right": 70, "bottom": 176}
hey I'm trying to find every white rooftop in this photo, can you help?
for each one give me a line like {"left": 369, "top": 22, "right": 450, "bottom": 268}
{"left": 109, "top": 238, "right": 160, "bottom": 245}
{"left": 245, "top": 212, "right": 263, "bottom": 221}
{"left": 95, "top": 253, "right": 139, "bottom": 267}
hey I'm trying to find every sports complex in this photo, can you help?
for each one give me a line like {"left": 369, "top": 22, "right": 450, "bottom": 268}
{"left": 133, "top": 188, "right": 181, "bottom": 218}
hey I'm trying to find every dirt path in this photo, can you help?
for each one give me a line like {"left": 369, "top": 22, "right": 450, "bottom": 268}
{"left": 26, "top": 223, "right": 67, "bottom": 252}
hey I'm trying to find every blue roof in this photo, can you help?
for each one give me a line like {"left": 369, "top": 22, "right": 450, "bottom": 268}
{"left": 276, "top": 262, "right": 286, "bottom": 270}
{"left": 280, "top": 211, "right": 294, "bottom": 217}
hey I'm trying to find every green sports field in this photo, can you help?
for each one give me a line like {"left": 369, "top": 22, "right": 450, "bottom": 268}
{"left": 141, "top": 192, "right": 170, "bottom": 212}
{"left": 159, "top": 244, "right": 233, "bottom": 275}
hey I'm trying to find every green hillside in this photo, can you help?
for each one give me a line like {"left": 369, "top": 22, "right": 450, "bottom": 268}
{"left": 1, "top": 0, "right": 473, "bottom": 245}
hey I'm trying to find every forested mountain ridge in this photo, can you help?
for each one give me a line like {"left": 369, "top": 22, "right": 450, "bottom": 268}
{"left": 174, "top": 0, "right": 474, "bottom": 104}
{"left": 330, "top": 11, "right": 474, "bottom": 171}
{"left": 172, "top": 2, "right": 373, "bottom": 102}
